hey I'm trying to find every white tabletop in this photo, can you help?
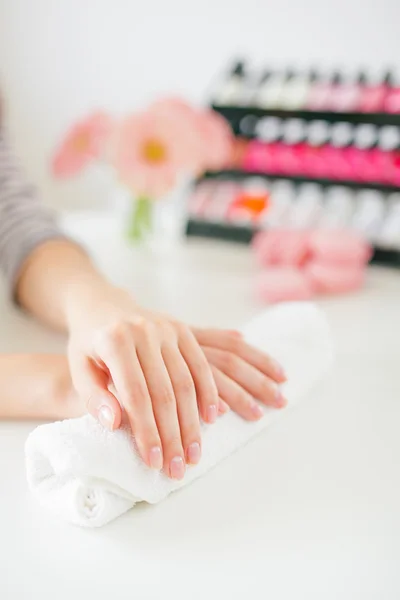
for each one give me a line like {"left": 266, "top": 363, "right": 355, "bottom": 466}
{"left": 1, "top": 213, "right": 400, "bottom": 600}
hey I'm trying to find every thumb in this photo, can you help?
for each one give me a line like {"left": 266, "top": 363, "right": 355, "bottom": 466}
{"left": 70, "top": 355, "right": 122, "bottom": 431}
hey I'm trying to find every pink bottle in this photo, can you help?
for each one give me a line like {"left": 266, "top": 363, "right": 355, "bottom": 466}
{"left": 359, "top": 71, "right": 391, "bottom": 113}
{"left": 374, "top": 126, "right": 400, "bottom": 184}
{"left": 306, "top": 71, "right": 333, "bottom": 111}
{"left": 323, "top": 122, "right": 354, "bottom": 180}
{"left": 328, "top": 72, "right": 362, "bottom": 113}
{"left": 384, "top": 72, "right": 400, "bottom": 114}
{"left": 276, "top": 118, "right": 308, "bottom": 175}
{"left": 303, "top": 120, "right": 331, "bottom": 178}
{"left": 347, "top": 124, "right": 379, "bottom": 182}
{"left": 243, "top": 117, "right": 283, "bottom": 173}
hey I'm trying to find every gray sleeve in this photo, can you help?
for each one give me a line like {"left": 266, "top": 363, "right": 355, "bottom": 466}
{"left": 0, "top": 128, "right": 68, "bottom": 295}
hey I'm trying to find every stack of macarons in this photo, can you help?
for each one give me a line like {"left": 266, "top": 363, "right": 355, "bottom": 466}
{"left": 253, "top": 229, "right": 372, "bottom": 303}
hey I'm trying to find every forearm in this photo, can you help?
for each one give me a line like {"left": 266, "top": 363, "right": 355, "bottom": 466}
{"left": 0, "top": 353, "right": 82, "bottom": 420}
{"left": 15, "top": 239, "right": 112, "bottom": 331}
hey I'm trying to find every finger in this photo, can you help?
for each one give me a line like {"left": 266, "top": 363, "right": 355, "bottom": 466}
{"left": 178, "top": 329, "right": 219, "bottom": 424}
{"left": 162, "top": 344, "right": 202, "bottom": 465}
{"left": 68, "top": 352, "right": 122, "bottom": 430}
{"left": 203, "top": 347, "right": 287, "bottom": 409}
{"left": 137, "top": 340, "right": 186, "bottom": 480}
{"left": 95, "top": 329, "right": 163, "bottom": 471}
{"left": 211, "top": 366, "right": 264, "bottom": 421}
{"left": 192, "top": 328, "right": 286, "bottom": 383}
{"left": 218, "top": 399, "right": 230, "bottom": 415}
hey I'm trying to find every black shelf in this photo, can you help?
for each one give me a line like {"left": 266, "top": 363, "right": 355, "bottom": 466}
{"left": 185, "top": 219, "right": 400, "bottom": 268}
{"left": 212, "top": 104, "right": 400, "bottom": 136}
{"left": 199, "top": 169, "right": 400, "bottom": 194}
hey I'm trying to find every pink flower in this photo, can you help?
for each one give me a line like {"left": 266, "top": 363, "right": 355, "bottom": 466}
{"left": 52, "top": 112, "right": 113, "bottom": 178}
{"left": 149, "top": 98, "right": 234, "bottom": 174}
{"left": 114, "top": 110, "right": 189, "bottom": 198}
{"left": 196, "top": 109, "right": 234, "bottom": 172}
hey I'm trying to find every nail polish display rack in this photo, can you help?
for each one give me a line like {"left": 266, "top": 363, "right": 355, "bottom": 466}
{"left": 185, "top": 62, "right": 400, "bottom": 268}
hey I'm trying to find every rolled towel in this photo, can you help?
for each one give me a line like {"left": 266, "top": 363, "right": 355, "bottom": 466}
{"left": 25, "top": 303, "right": 333, "bottom": 528}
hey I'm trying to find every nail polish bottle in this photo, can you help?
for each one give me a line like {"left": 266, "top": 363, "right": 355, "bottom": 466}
{"left": 351, "top": 189, "right": 386, "bottom": 242}
{"left": 376, "top": 125, "right": 400, "bottom": 184}
{"left": 280, "top": 69, "right": 315, "bottom": 110}
{"left": 348, "top": 124, "right": 379, "bottom": 181}
{"left": 278, "top": 118, "right": 307, "bottom": 175}
{"left": 208, "top": 181, "right": 243, "bottom": 223}
{"left": 306, "top": 71, "right": 334, "bottom": 111}
{"left": 378, "top": 193, "right": 400, "bottom": 248}
{"left": 189, "top": 181, "right": 217, "bottom": 219}
{"left": 319, "top": 186, "right": 356, "bottom": 228}
{"left": 304, "top": 120, "right": 331, "bottom": 178}
{"left": 244, "top": 117, "right": 283, "bottom": 173}
{"left": 384, "top": 72, "right": 400, "bottom": 114}
{"left": 214, "top": 60, "right": 246, "bottom": 106}
{"left": 329, "top": 71, "right": 362, "bottom": 112}
{"left": 288, "top": 183, "right": 323, "bottom": 228}
{"left": 359, "top": 71, "right": 392, "bottom": 113}
{"left": 323, "top": 122, "right": 354, "bottom": 180}
{"left": 262, "top": 179, "right": 296, "bottom": 227}
{"left": 255, "top": 69, "right": 287, "bottom": 108}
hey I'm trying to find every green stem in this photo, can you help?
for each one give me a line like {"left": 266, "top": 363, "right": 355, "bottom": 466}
{"left": 126, "top": 196, "right": 153, "bottom": 242}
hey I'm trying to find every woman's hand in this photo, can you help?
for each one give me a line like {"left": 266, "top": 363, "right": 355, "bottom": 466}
{"left": 66, "top": 281, "right": 286, "bottom": 480}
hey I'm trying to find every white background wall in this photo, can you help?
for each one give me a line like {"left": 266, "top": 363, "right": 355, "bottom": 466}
{"left": 1, "top": 0, "right": 399, "bottom": 209}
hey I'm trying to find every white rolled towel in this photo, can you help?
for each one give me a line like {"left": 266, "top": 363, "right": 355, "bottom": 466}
{"left": 25, "top": 302, "right": 333, "bottom": 528}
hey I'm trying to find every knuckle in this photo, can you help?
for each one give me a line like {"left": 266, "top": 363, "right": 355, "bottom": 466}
{"left": 98, "top": 321, "right": 130, "bottom": 353}
{"left": 175, "top": 375, "right": 195, "bottom": 398}
{"left": 156, "top": 385, "right": 175, "bottom": 409}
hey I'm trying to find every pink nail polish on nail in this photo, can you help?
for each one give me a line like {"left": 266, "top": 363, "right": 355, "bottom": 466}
{"left": 149, "top": 446, "right": 163, "bottom": 470}
{"left": 170, "top": 456, "right": 185, "bottom": 480}
{"left": 98, "top": 405, "right": 114, "bottom": 430}
{"left": 251, "top": 403, "right": 264, "bottom": 419}
{"left": 207, "top": 404, "right": 218, "bottom": 423}
{"left": 187, "top": 442, "right": 201, "bottom": 465}
{"left": 275, "top": 388, "right": 287, "bottom": 408}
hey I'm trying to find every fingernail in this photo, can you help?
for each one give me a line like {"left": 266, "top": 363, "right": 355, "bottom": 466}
{"left": 98, "top": 405, "right": 115, "bottom": 430}
{"left": 170, "top": 456, "right": 185, "bottom": 480}
{"left": 219, "top": 401, "right": 230, "bottom": 415}
{"left": 275, "top": 388, "right": 287, "bottom": 408}
{"left": 251, "top": 403, "right": 264, "bottom": 419}
{"left": 149, "top": 446, "right": 163, "bottom": 470}
{"left": 206, "top": 404, "right": 218, "bottom": 423}
{"left": 187, "top": 442, "right": 201, "bottom": 465}
{"left": 273, "top": 360, "right": 287, "bottom": 380}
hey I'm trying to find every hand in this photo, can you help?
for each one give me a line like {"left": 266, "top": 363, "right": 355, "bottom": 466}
{"left": 66, "top": 282, "right": 286, "bottom": 480}
{"left": 66, "top": 282, "right": 220, "bottom": 480}
{"left": 192, "top": 328, "right": 287, "bottom": 420}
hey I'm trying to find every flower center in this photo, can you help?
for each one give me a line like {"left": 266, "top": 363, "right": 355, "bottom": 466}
{"left": 73, "top": 132, "right": 91, "bottom": 152}
{"left": 142, "top": 139, "right": 167, "bottom": 164}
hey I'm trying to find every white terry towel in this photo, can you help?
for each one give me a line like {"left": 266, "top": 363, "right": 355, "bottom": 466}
{"left": 25, "top": 302, "right": 333, "bottom": 528}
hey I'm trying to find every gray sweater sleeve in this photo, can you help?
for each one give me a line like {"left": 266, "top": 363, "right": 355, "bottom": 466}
{"left": 0, "top": 128, "right": 67, "bottom": 294}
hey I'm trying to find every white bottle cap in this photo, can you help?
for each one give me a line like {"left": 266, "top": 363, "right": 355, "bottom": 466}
{"left": 282, "top": 119, "right": 306, "bottom": 144}
{"left": 354, "top": 124, "right": 378, "bottom": 149}
{"left": 256, "top": 117, "right": 282, "bottom": 142}
{"left": 378, "top": 126, "right": 400, "bottom": 150}
{"left": 331, "top": 122, "right": 354, "bottom": 147}
{"left": 308, "top": 120, "right": 330, "bottom": 145}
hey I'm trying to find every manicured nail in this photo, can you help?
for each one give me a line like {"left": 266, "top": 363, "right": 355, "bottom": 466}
{"left": 187, "top": 442, "right": 201, "bottom": 465}
{"left": 206, "top": 404, "right": 218, "bottom": 423}
{"left": 275, "top": 388, "right": 287, "bottom": 408}
{"left": 170, "top": 456, "right": 185, "bottom": 480}
{"left": 273, "top": 360, "right": 287, "bottom": 381}
{"left": 251, "top": 403, "right": 264, "bottom": 419}
{"left": 218, "top": 401, "right": 230, "bottom": 415}
{"left": 98, "top": 405, "right": 115, "bottom": 430}
{"left": 149, "top": 446, "right": 163, "bottom": 470}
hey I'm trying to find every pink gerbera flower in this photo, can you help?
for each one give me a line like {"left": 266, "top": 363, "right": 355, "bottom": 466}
{"left": 52, "top": 111, "right": 113, "bottom": 178}
{"left": 114, "top": 110, "right": 192, "bottom": 198}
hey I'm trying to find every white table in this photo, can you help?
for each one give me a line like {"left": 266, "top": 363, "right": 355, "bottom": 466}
{"left": 1, "top": 213, "right": 400, "bottom": 600}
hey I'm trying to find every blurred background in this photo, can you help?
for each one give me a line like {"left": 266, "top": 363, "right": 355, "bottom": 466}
{"left": 1, "top": 0, "right": 399, "bottom": 211}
